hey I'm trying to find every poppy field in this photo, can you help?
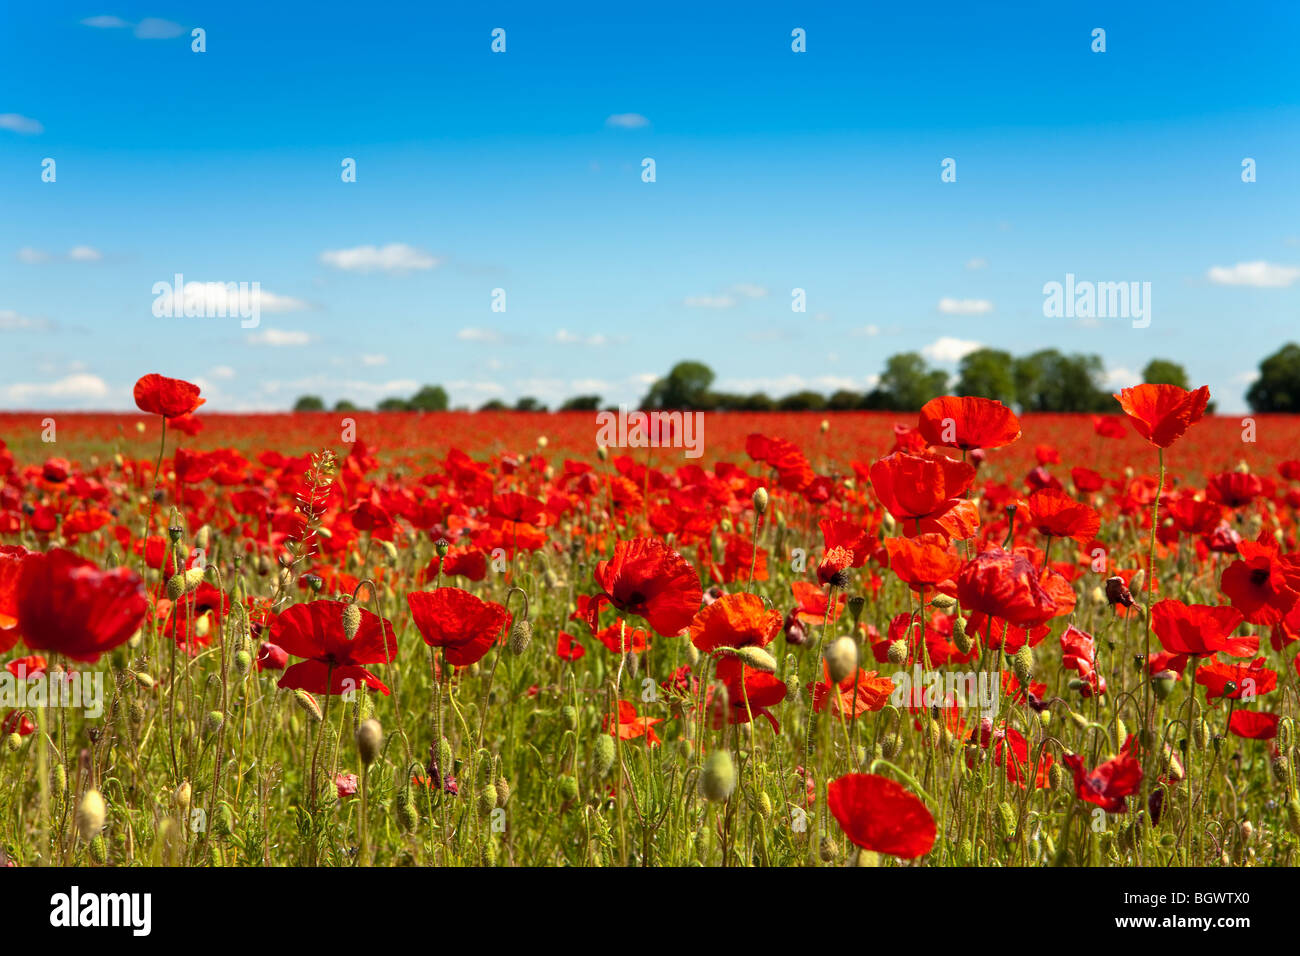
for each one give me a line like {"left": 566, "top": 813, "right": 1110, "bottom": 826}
{"left": 2, "top": 374, "right": 1300, "bottom": 869}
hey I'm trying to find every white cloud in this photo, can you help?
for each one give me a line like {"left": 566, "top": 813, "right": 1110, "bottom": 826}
{"left": 0, "top": 309, "right": 51, "bottom": 331}
{"left": 1103, "top": 367, "right": 1141, "bottom": 389}
{"left": 68, "top": 245, "right": 102, "bottom": 261}
{"left": 155, "top": 282, "right": 308, "bottom": 316}
{"left": 81, "top": 15, "right": 130, "bottom": 28}
{"left": 0, "top": 114, "right": 44, "bottom": 135}
{"left": 247, "top": 328, "right": 314, "bottom": 347}
{"left": 209, "top": 365, "right": 237, "bottom": 380}
{"left": 360, "top": 354, "right": 388, "bottom": 366}
{"left": 134, "top": 18, "right": 184, "bottom": 39}
{"left": 938, "top": 297, "right": 994, "bottom": 315}
{"left": 457, "top": 327, "right": 503, "bottom": 343}
{"left": 1232, "top": 370, "right": 1261, "bottom": 385}
{"left": 19, "top": 246, "right": 104, "bottom": 263}
{"left": 320, "top": 243, "right": 439, "bottom": 273}
{"left": 606, "top": 113, "right": 650, "bottom": 129}
{"left": 921, "top": 336, "right": 982, "bottom": 363}
{"left": 965, "top": 257, "right": 989, "bottom": 270}
{"left": 684, "top": 294, "right": 737, "bottom": 309}
{"left": 16, "top": 247, "right": 49, "bottom": 264}
{"left": 2, "top": 374, "right": 110, "bottom": 404}
{"left": 1206, "top": 261, "right": 1300, "bottom": 288}
{"left": 554, "top": 329, "right": 610, "bottom": 346}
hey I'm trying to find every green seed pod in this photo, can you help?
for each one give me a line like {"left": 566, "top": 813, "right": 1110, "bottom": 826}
{"left": 293, "top": 689, "right": 322, "bottom": 722}
{"left": 561, "top": 705, "right": 578, "bottom": 729}
{"left": 557, "top": 775, "right": 579, "bottom": 801}
{"left": 951, "top": 615, "right": 972, "bottom": 654}
{"left": 997, "top": 801, "right": 1016, "bottom": 841}
{"left": 593, "top": 734, "right": 616, "bottom": 777}
{"left": 886, "top": 640, "right": 908, "bottom": 665}
{"left": 736, "top": 645, "right": 777, "bottom": 673}
{"left": 203, "top": 710, "right": 224, "bottom": 738}
{"left": 356, "top": 718, "right": 383, "bottom": 766}
{"left": 1013, "top": 645, "right": 1034, "bottom": 687}
{"left": 700, "top": 750, "right": 736, "bottom": 802}
{"left": 89, "top": 835, "right": 107, "bottom": 864}
{"left": 508, "top": 619, "right": 533, "bottom": 656}
{"left": 233, "top": 650, "right": 252, "bottom": 676}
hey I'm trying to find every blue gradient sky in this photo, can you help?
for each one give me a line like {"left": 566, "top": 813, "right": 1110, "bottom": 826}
{"left": 2, "top": 1, "right": 1297, "bottom": 413}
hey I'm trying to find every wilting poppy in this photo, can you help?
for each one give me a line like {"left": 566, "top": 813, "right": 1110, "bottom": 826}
{"left": 1113, "top": 384, "right": 1210, "bottom": 448}
{"left": 593, "top": 537, "right": 702, "bottom": 637}
{"left": 272, "top": 599, "right": 398, "bottom": 695}
{"left": 15, "top": 549, "right": 148, "bottom": 662}
{"left": 827, "top": 773, "right": 936, "bottom": 858}
{"left": 407, "top": 587, "right": 509, "bottom": 667}
{"left": 917, "top": 395, "right": 1021, "bottom": 451}
{"left": 1062, "top": 736, "right": 1143, "bottom": 813}
{"left": 133, "top": 373, "right": 206, "bottom": 419}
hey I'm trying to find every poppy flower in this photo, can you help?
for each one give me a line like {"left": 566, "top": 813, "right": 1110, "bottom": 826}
{"left": 827, "top": 773, "right": 936, "bottom": 858}
{"left": 604, "top": 700, "right": 662, "bottom": 745}
{"left": 714, "top": 657, "right": 788, "bottom": 732}
{"left": 1026, "top": 488, "right": 1100, "bottom": 543}
{"left": 1060, "top": 625, "right": 1105, "bottom": 697}
{"left": 14, "top": 548, "right": 148, "bottom": 662}
{"left": 1195, "top": 657, "right": 1277, "bottom": 700}
{"left": 688, "top": 592, "right": 781, "bottom": 653}
{"left": 556, "top": 631, "right": 586, "bottom": 662}
{"left": 272, "top": 599, "right": 398, "bottom": 695}
{"left": 787, "top": 580, "right": 845, "bottom": 627}
{"left": 1219, "top": 541, "right": 1300, "bottom": 626}
{"left": 870, "top": 452, "right": 979, "bottom": 539}
{"left": 133, "top": 373, "right": 205, "bottom": 419}
{"left": 816, "top": 546, "right": 854, "bottom": 588}
{"left": 1062, "top": 736, "right": 1143, "bottom": 813}
{"left": 884, "top": 534, "right": 962, "bottom": 591}
{"left": 257, "top": 642, "right": 288, "bottom": 671}
{"left": 6, "top": 655, "right": 47, "bottom": 679}
{"left": 917, "top": 395, "right": 1022, "bottom": 451}
{"left": 1228, "top": 711, "right": 1279, "bottom": 740}
{"left": 956, "top": 548, "right": 1067, "bottom": 628}
{"left": 970, "top": 724, "right": 1053, "bottom": 789}
{"left": 1151, "top": 600, "right": 1253, "bottom": 658}
{"left": 0, "top": 545, "right": 29, "bottom": 653}
{"left": 407, "top": 587, "right": 509, "bottom": 667}
{"left": 810, "top": 662, "right": 894, "bottom": 718}
{"left": 1112, "top": 384, "right": 1210, "bottom": 448}
{"left": 593, "top": 537, "right": 702, "bottom": 637}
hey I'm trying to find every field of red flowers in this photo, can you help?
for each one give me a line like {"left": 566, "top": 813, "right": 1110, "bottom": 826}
{"left": 2, "top": 375, "right": 1299, "bottom": 867}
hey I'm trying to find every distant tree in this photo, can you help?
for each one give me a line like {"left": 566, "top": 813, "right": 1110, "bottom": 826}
{"left": 478, "top": 399, "right": 509, "bottom": 411}
{"left": 293, "top": 395, "right": 325, "bottom": 412}
{"left": 1247, "top": 343, "right": 1300, "bottom": 412}
{"left": 333, "top": 399, "right": 359, "bottom": 412}
{"left": 409, "top": 385, "right": 449, "bottom": 412}
{"left": 1142, "top": 359, "right": 1190, "bottom": 390}
{"left": 377, "top": 397, "right": 411, "bottom": 412}
{"left": 641, "top": 361, "right": 716, "bottom": 409}
{"left": 826, "top": 389, "right": 863, "bottom": 411}
{"left": 956, "top": 348, "right": 1017, "bottom": 405}
{"left": 514, "top": 397, "right": 547, "bottom": 412}
{"left": 559, "top": 395, "right": 602, "bottom": 411}
{"left": 878, "top": 352, "right": 949, "bottom": 410}
{"left": 1014, "top": 350, "right": 1109, "bottom": 412}
{"left": 777, "top": 390, "right": 827, "bottom": 411}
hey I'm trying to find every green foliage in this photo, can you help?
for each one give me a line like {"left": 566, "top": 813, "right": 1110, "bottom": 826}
{"left": 1247, "top": 343, "right": 1300, "bottom": 412}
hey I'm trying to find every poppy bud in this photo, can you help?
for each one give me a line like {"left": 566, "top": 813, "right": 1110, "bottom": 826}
{"left": 495, "top": 776, "right": 511, "bottom": 806}
{"left": 561, "top": 705, "right": 578, "bottom": 729}
{"left": 203, "top": 710, "right": 224, "bottom": 737}
{"left": 784, "top": 670, "right": 801, "bottom": 700}
{"left": 398, "top": 792, "right": 419, "bottom": 830}
{"left": 77, "top": 789, "right": 106, "bottom": 841}
{"left": 930, "top": 593, "right": 956, "bottom": 610}
{"left": 752, "top": 487, "right": 769, "bottom": 515}
{"left": 1287, "top": 796, "right": 1300, "bottom": 837}
{"left": 1152, "top": 670, "right": 1177, "bottom": 701}
{"left": 89, "top": 835, "right": 107, "bottom": 864}
{"left": 477, "top": 784, "right": 498, "bottom": 815}
{"left": 166, "top": 567, "right": 206, "bottom": 601}
{"left": 557, "top": 775, "right": 579, "bottom": 801}
{"left": 951, "top": 616, "right": 972, "bottom": 654}
{"left": 1049, "top": 764, "right": 1066, "bottom": 790}
{"left": 508, "top": 619, "right": 533, "bottom": 656}
{"left": 233, "top": 650, "right": 252, "bottom": 676}
{"left": 1192, "top": 718, "right": 1209, "bottom": 751}
{"left": 293, "top": 689, "right": 322, "bottom": 722}
{"left": 736, "top": 645, "right": 778, "bottom": 673}
{"left": 1013, "top": 645, "right": 1034, "bottom": 686}
{"left": 700, "top": 750, "right": 736, "bottom": 801}
{"left": 437, "top": 737, "right": 454, "bottom": 777}
{"left": 53, "top": 762, "right": 67, "bottom": 795}
{"left": 818, "top": 836, "right": 838, "bottom": 862}
{"left": 887, "top": 640, "right": 908, "bottom": 666}
{"left": 1130, "top": 568, "right": 1146, "bottom": 594}
{"left": 824, "top": 636, "right": 858, "bottom": 685}
{"left": 5, "top": 733, "right": 21, "bottom": 753}
{"left": 341, "top": 602, "right": 362, "bottom": 641}
{"left": 356, "top": 718, "right": 383, "bottom": 766}
{"left": 593, "top": 734, "right": 616, "bottom": 777}
{"left": 174, "top": 780, "right": 192, "bottom": 814}
{"left": 1278, "top": 718, "right": 1294, "bottom": 750}
{"left": 596, "top": 444, "right": 609, "bottom": 461}
{"left": 882, "top": 733, "right": 903, "bottom": 759}
{"left": 129, "top": 700, "right": 145, "bottom": 725}
{"left": 1271, "top": 754, "right": 1290, "bottom": 784}
{"left": 997, "top": 801, "right": 1016, "bottom": 841}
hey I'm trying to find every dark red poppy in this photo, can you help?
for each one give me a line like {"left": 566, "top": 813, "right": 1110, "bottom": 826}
{"left": 1228, "top": 710, "right": 1279, "bottom": 740}
{"left": 917, "top": 395, "right": 1021, "bottom": 451}
{"left": 1219, "top": 540, "right": 1300, "bottom": 626}
{"left": 257, "top": 641, "right": 288, "bottom": 671}
{"left": 407, "top": 587, "right": 509, "bottom": 667}
{"left": 827, "top": 773, "right": 936, "bottom": 858}
{"left": 593, "top": 537, "right": 702, "bottom": 637}
{"left": 556, "top": 631, "right": 586, "bottom": 661}
{"left": 956, "top": 548, "right": 1069, "bottom": 628}
{"left": 0, "top": 545, "right": 29, "bottom": 653}
{"left": 1151, "top": 600, "right": 1253, "bottom": 658}
{"left": 1062, "top": 736, "right": 1143, "bottom": 813}
{"left": 272, "top": 599, "right": 398, "bottom": 695}
{"left": 15, "top": 548, "right": 148, "bottom": 662}
{"left": 1113, "top": 384, "right": 1210, "bottom": 448}
{"left": 133, "top": 373, "right": 205, "bottom": 419}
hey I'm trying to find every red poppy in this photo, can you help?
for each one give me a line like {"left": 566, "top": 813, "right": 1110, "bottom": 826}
{"left": 1151, "top": 600, "right": 1253, "bottom": 658}
{"left": 257, "top": 642, "right": 288, "bottom": 671}
{"left": 1026, "top": 488, "right": 1100, "bottom": 543}
{"left": 870, "top": 452, "right": 978, "bottom": 539}
{"left": 272, "top": 599, "right": 398, "bottom": 695}
{"left": 0, "top": 545, "right": 29, "bottom": 653}
{"left": 917, "top": 395, "right": 1022, "bottom": 451}
{"left": 810, "top": 662, "right": 894, "bottom": 718}
{"left": 407, "top": 587, "right": 509, "bottom": 667}
{"left": 827, "top": 773, "right": 936, "bottom": 858}
{"left": 1113, "top": 384, "right": 1210, "bottom": 448}
{"left": 1219, "top": 541, "right": 1300, "bottom": 626}
{"left": 1195, "top": 657, "right": 1277, "bottom": 700}
{"left": 884, "top": 534, "right": 962, "bottom": 590}
{"left": 689, "top": 592, "right": 780, "bottom": 653}
{"left": 133, "top": 373, "right": 206, "bottom": 419}
{"left": 816, "top": 546, "right": 854, "bottom": 587}
{"left": 1060, "top": 625, "right": 1105, "bottom": 697}
{"left": 14, "top": 548, "right": 148, "bottom": 662}
{"left": 593, "top": 537, "right": 702, "bottom": 637}
{"left": 604, "top": 700, "right": 661, "bottom": 745}
{"left": 714, "top": 657, "right": 788, "bottom": 732}
{"left": 787, "top": 580, "right": 846, "bottom": 627}
{"left": 556, "top": 631, "right": 586, "bottom": 661}
{"left": 1062, "top": 736, "right": 1143, "bottom": 813}
{"left": 956, "top": 548, "right": 1068, "bottom": 628}
{"left": 1228, "top": 711, "right": 1279, "bottom": 740}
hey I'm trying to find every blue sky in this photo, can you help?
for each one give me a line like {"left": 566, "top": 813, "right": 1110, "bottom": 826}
{"left": 2, "top": 1, "right": 1297, "bottom": 413}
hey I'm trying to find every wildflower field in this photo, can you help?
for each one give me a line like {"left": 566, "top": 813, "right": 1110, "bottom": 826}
{"left": 2, "top": 376, "right": 1299, "bottom": 869}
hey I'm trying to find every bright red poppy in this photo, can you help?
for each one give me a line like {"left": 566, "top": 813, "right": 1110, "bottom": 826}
{"left": 14, "top": 548, "right": 148, "bottom": 662}
{"left": 689, "top": 592, "right": 780, "bottom": 653}
{"left": 273, "top": 599, "right": 398, "bottom": 695}
{"left": 1195, "top": 657, "right": 1277, "bottom": 700}
{"left": 1027, "top": 488, "right": 1100, "bottom": 543}
{"left": 917, "top": 395, "right": 1022, "bottom": 451}
{"left": 884, "top": 534, "right": 962, "bottom": 590}
{"left": 1151, "top": 600, "right": 1253, "bottom": 658}
{"left": 1113, "top": 384, "right": 1210, "bottom": 448}
{"left": 1228, "top": 711, "right": 1279, "bottom": 740}
{"left": 810, "top": 663, "right": 894, "bottom": 718}
{"left": 869, "top": 452, "right": 979, "bottom": 539}
{"left": 0, "top": 545, "right": 29, "bottom": 653}
{"left": 956, "top": 548, "right": 1069, "bottom": 628}
{"left": 133, "top": 373, "right": 206, "bottom": 419}
{"left": 407, "top": 587, "right": 509, "bottom": 667}
{"left": 1219, "top": 540, "right": 1300, "bottom": 626}
{"left": 1062, "top": 736, "right": 1143, "bottom": 813}
{"left": 827, "top": 773, "right": 936, "bottom": 858}
{"left": 593, "top": 537, "right": 702, "bottom": 636}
